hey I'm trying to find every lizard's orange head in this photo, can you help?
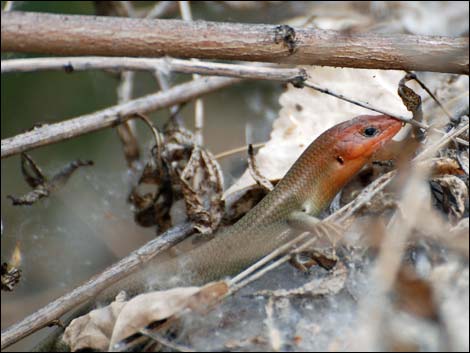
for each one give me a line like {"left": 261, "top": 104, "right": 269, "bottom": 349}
{"left": 330, "top": 114, "right": 402, "bottom": 164}
{"left": 289, "top": 114, "right": 402, "bottom": 213}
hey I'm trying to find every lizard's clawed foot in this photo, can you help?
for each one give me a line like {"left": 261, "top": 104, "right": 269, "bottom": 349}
{"left": 287, "top": 218, "right": 344, "bottom": 272}
{"left": 286, "top": 212, "right": 345, "bottom": 245}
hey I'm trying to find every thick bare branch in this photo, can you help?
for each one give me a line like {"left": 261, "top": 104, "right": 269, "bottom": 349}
{"left": 1, "top": 76, "right": 241, "bottom": 159}
{"left": 0, "top": 223, "right": 194, "bottom": 350}
{"left": 2, "top": 11, "right": 468, "bottom": 74}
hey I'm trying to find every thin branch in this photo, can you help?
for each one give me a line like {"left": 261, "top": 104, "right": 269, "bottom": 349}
{"left": 153, "top": 69, "right": 185, "bottom": 127}
{"left": 304, "top": 80, "right": 425, "bottom": 129}
{"left": 145, "top": 1, "right": 178, "bottom": 19}
{"left": 100, "top": 1, "right": 141, "bottom": 169}
{"left": 179, "top": 1, "right": 204, "bottom": 145}
{"left": 145, "top": 0, "right": 182, "bottom": 126}
{"left": 178, "top": 0, "right": 192, "bottom": 21}
{"left": 304, "top": 80, "right": 469, "bottom": 146}
{"left": 1, "top": 56, "right": 307, "bottom": 82}
{"left": 414, "top": 122, "right": 470, "bottom": 162}
{"left": 1, "top": 76, "right": 241, "bottom": 159}
{"left": 0, "top": 223, "right": 194, "bottom": 350}
{"left": 3, "top": 57, "right": 466, "bottom": 160}
{"left": 214, "top": 142, "right": 266, "bottom": 159}
{"left": 2, "top": 11, "right": 468, "bottom": 74}
{"left": 116, "top": 71, "right": 141, "bottom": 168}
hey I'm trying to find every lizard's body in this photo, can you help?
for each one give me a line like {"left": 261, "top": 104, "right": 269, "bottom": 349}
{"left": 12, "top": 114, "right": 402, "bottom": 352}
{"left": 106, "top": 114, "right": 402, "bottom": 295}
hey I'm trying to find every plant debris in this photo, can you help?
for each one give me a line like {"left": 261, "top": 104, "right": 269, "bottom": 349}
{"left": 1, "top": 262, "right": 22, "bottom": 292}
{"left": 62, "top": 282, "right": 228, "bottom": 351}
{"left": 248, "top": 144, "right": 274, "bottom": 193}
{"left": 7, "top": 153, "right": 94, "bottom": 206}
{"left": 252, "top": 261, "right": 348, "bottom": 299}
{"left": 130, "top": 126, "right": 225, "bottom": 234}
{"left": 398, "top": 72, "right": 425, "bottom": 140}
{"left": 1, "top": 242, "right": 22, "bottom": 292}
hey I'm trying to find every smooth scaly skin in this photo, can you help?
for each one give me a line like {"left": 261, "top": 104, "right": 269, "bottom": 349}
{"left": 110, "top": 114, "right": 402, "bottom": 294}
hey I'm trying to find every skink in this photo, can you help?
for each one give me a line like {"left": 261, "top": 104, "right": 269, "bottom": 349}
{"left": 28, "top": 114, "right": 402, "bottom": 352}
{"left": 111, "top": 114, "right": 402, "bottom": 294}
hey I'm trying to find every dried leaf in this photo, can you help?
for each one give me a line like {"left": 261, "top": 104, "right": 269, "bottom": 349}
{"left": 7, "top": 155, "right": 94, "bottom": 206}
{"left": 398, "top": 73, "right": 423, "bottom": 118}
{"left": 20, "top": 153, "right": 46, "bottom": 188}
{"left": 179, "top": 146, "right": 225, "bottom": 234}
{"left": 62, "top": 297, "right": 127, "bottom": 352}
{"left": 430, "top": 175, "right": 468, "bottom": 222}
{"left": 62, "top": 282, "right": 228, "bottom": 351}
{"left": 252, "top": 262, "right": 348, "bottom": 298}
{"left": 398, "top": 72, "right": 425, "bottom": 140}
{"left": 248, "top": 144, "right": 274, "bottom": 192}
{"left": 1, "top": 262, "right": 21, "bottom": 292}
{"left": 340, "top": 162, "right": 396, "bottom": 207}
{"left": 427, "top": 157, "right": 466, "bottom": 176}
{"left": 131, "top": 127, "right": 224, "bottom": 234}
{"left": 1, "top": 238, "right": 22, "bottom": 292}
{"left": 130, "top": 128, "right": 192, "bottom": 230}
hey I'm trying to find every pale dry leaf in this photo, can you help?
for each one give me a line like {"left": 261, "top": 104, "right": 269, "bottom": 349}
{"left": 62, "top": 299, "right": 127, "bottom": 352}
{"left": 62, "top": 282, "right": 228, "bottom": 351}
{"left": 109, "top": 286, "right": 200, "bottom": 348}
{"left": 109, "top": 281, "right": 228, "bottom": 348}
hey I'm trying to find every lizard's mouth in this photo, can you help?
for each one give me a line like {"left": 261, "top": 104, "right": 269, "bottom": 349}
{"left": 370, "top": 118, "right": 403, "bottom": 151}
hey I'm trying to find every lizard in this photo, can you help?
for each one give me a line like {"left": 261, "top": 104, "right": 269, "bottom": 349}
{"left": 20, "top": 114, "right": 403, "bottom": 351}
{"left": 105, "top": 114, "right": 403, "bottom": 294}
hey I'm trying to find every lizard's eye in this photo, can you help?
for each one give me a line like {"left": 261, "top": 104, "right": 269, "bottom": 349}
{"left": 336, "top": 156, "right": 344, "bottom": 165}
{"left": 363, "top": 126, "right": 379, "bottom": 137}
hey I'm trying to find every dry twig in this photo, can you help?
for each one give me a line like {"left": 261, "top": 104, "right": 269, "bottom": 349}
{"left": 1, "top": 56, "right": 307, "bottom": 81}
{"left": 0, "top": 223, "right": 194, "bottom": 350}
{"left": 1, "top": 76, "right": 241, "bottom": 159}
